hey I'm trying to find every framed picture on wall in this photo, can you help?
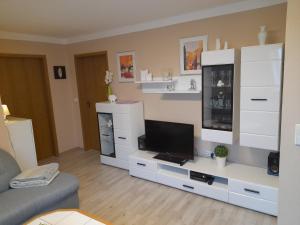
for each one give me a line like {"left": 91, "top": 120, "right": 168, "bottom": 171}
{"left": 180, "top": 35, "right": 208, "bottom": 75}
{"left": 53, "top": 66, "right": 66, "bottom": 79}
{"left": 117, "top": 51, "right": 136, "bottom": 82}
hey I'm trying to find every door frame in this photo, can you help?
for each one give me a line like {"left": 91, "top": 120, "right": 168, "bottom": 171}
{"left": 74, "top": 51, "right": 109, "bottom": 151}
{"left": 0, "top": 53, "right": 59, "bottom": 157}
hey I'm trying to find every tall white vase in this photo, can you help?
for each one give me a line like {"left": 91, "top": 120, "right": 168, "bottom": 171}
{"left": 258, "top": 25, "right": 267, "bottom": 45}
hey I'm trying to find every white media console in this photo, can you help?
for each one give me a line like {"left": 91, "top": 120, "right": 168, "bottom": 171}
{"left": 129, "top": 150, "right": 278, "bottom": 216}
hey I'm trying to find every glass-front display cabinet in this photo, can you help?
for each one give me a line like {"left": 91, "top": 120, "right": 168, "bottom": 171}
{"left": 202, "top": 64, "right": 234, "bottom": 131}
{"left": 97, "top": 113, "right": 115, "bottom": 158}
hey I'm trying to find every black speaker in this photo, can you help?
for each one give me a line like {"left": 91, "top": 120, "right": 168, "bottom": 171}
{"left": 138, "top": 135, "right": 147, "bottom": 150}
{"left": 268, "top": 152, "right": 280, "bottom": 176}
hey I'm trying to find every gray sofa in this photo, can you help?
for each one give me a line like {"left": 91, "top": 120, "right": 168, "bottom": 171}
{"left": 0, "top": 149, "right": 79, "bottom": 225}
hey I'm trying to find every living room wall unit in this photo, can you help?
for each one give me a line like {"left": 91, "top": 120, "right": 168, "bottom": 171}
{"left": 66, "top": 4, "right": 287, "bottom": 168}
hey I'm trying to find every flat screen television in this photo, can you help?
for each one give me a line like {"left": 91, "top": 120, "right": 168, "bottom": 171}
{"left": 144, "top": 120, "right": 194, "bottom": 164}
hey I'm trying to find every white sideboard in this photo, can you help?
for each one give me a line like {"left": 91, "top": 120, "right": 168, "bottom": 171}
{"left": 240, "top": 43, "right": 283, "bottom": 151}
{"left": 5, "top": 117, "right": 38, "bottom": 171}
{"left": 96, "top": 101, "right": 144, "bottom": 170}
{"left": 129, "top": 151, "right": 278, "bottom": 216}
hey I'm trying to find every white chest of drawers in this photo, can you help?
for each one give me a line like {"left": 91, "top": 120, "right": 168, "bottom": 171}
{"left": 240, "top": 43, "right": 283, "bottom": 151}
{"left": 96, "top": 101, "right": 144, "bottom": 170}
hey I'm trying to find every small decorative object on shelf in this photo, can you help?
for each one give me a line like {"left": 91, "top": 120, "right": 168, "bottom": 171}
{"left": 216, "top": 38, "right": 221, "bottom": 50}
{"left": 258, "top": 25, "right": 267, "bottom": 45}
{"left": 214, "top": 145, "right": 229, "bottom": 168}
{"left": 190, "top": 79, "right": 197, "bottom": 90}
{"left": 224, "top": 41, "right": 228, "bottom": 49}
{"left": 105, "top": 70, "right": 117, "bottom": 103}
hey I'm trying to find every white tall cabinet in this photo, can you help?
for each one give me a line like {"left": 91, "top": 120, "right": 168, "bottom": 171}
{"left": 240, "top": 43, "right": 283, "bottom": 151}
{"left": 5, "top": 117, "right": 38, "bottom": 171}
{"left": 96, "top": 101, "right": 144, "bottom": 170}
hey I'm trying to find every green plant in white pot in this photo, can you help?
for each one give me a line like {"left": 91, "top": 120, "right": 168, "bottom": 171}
{"left": 214, "top": 145, "right": 229, "bottom": 168}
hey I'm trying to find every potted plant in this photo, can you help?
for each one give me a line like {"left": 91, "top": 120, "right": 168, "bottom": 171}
{"left": 105, "top": 71, "right": 117, "bottom": 103}
{"left": 214, "top": 145, "right": 229, "bottom": 168}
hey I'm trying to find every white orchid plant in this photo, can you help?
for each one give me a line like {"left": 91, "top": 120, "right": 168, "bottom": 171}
{"left": 105, "top": 70, "right": 113, "bottom": 97}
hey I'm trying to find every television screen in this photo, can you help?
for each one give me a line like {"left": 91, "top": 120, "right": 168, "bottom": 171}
{"left": 145, "top": 120, "right": 194, "bottom": 160}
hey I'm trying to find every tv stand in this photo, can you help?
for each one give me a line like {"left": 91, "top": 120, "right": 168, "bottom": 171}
{"left": 129, "top": 151, "right": 279, "bottom": 216}
{"left": 153, "top": 153, "right": 188, "bottom": 166}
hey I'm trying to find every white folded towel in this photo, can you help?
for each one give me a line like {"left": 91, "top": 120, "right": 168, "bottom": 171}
{"left": 10, "top": 163, "right": 60, "bottom": 188}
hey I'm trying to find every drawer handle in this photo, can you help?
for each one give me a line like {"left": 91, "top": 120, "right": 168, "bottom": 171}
{"left": 244, "top": 188, "right": 260, "bottom": 194}
{"left": 118, "top": 137, "right": 127, "bottom": 140}
{"left": 182, "top": 184, "right": 194, "bottom": 190}
{"left": 250, "top": 98, "right": 268, "bottom": 101}
{"left": 137, "top": 163, "right": 146, "bottom": 167}
{"left": 101, "top": 134, "right": 110, "bottom": 137}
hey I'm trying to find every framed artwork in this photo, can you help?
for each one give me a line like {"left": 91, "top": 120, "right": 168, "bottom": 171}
{"left": 53, "top": 66, "right": 66, "bottom": 79}
{"left": 117, "top": 51, "right": 136, "bottom": 82}
{"left": 180, "top": 35, "right": 208, "bottom": 75}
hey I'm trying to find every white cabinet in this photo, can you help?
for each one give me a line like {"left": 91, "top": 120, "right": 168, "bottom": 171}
{"left": 96, "top": 101, "right": 144, "bottom": 170}
{"left": 201, "top": 49, "right": 239, "bottom": 144}
{"left": 129, "top": 151, "right": 278, "bottom": 216}
{"left": 5, "top": 117, "right": 38, "bottom": 171}
{"left": 240, "top": 43, "right": 283, "bottom": 151}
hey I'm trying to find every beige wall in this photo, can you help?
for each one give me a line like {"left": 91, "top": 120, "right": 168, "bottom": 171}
{"left": 278, "top": 0, "right": 300, "bottom": 224}
{"left": 0, "top": 40, "right": 79, "bottom": 152}
{"left": 67, "top": 4, "right": 286, "bottom": 167}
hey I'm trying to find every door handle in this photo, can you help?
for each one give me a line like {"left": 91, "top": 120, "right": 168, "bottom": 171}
{"left": 102, "top": 134, "right": 110, "bottom": 137}
{"left": 244, "top": 188, "right": 260, "bottom": 194}
{"left": 137, "top": 163, "right": 146, "bottom": 167}
{"left": 118, "top": 137, "right": 127, "bottom": 140}
{"left": 250, "top": 98, "right": 268, "bottom": 101}
{"left": 182, "top": 184, "right": 194, "bottom": 190}
{"left": 87, "top": 101, "right": 91, "bottom": 108}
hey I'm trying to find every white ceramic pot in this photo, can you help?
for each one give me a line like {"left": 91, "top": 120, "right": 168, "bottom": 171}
{"left": 108, "top": 95, "right": 117, "bottom": 103}
{"left": 216, "top": 157, "right": 226, "bottom": 168}
{"left": 258, "top": 25, "right": 267, "bottom": 45}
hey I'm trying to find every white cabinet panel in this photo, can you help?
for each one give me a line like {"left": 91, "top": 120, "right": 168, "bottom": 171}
{"left": 156, "top": 172, "right": 195, "bottom": 193}
{"left": 241, "top": 44, "right": 283, "bottom": 62}
{"left": 229, "top": 192, "right": 277, "bottom": 216}
{"left": 114, "top": 129, "right": 131, "bottom": 146}
{"left": 240, "top": 111, "right": 279, "bottom": 136}
{"left": 241, "top": 60, "right": 282, "bottom": 87}
{"left": 113, "top": 113, "right": 130, "bottom": 130}
{"left": 193, "top": 181, "right": 228, "bottom": 202}
{"left": 115, "top": 144, "right": 133, "bottom": 161}
{"left": 229, "top": 179, "right": 278, "bottom": 202}
{"left": 201, "top": 129, "right": 233, "bottom": 144}
{"left": 240, "top": 133, "right": 278, "bottom": 150}
{"left": 202, "top": 49, "right": 235, "bottom": 65}
{"left": 240, "top": 87, "right": 280, "bottom": 112}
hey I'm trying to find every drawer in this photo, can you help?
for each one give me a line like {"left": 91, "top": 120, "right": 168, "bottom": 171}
{"left": 240, "top": 133, "right": 279, "bottom": 150}
{"left": 115, "top": 144, "right": 133, "bottom": 161}
{"left": 129, "top": 157, "right": 157, "bottom": 171}
{"left": 240, "top": 111, "right": 280, "bottom": 136}
{"left": 156, "top": 172, "right": 195, "bottom": 193}
{"left": 229, "top": 179, "right": 278, "bottom": 202}
{"left": 193, "top": 181, "right": 228, "bottom": 202}
{"left": 114, "top": 113, "right": 130, "bottom": 130}
{"left": 114, "top": 129, "right": 131, "bottom": 146}
{"left": 241, "top": 44, "right": 283, "bottom": 62}
{"left": 129, "top": 166, "right": 157, "bottom": 182}
{"left": 240, "top": 87, "right": 280, "bottom": 112}
{"left": 229, "top": 192, "right": 278, "bottom": 216}
{"left": 241, "top": 60, "right": 282, "bottom": 87}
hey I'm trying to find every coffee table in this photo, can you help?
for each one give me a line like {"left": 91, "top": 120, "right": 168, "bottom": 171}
{"left": 24, "top": 209, "right": 113, "bottom": 225}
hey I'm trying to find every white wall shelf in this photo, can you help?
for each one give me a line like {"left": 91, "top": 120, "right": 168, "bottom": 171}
{"left": 137, "top": 75, "right": 201, "bottom": 94}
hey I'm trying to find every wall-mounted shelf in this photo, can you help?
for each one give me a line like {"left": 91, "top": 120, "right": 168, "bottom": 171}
{"left": 137, "top": 75, "right": 201, "bottom": 94}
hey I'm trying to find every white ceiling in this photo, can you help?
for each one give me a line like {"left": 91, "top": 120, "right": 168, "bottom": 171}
{"left": 0, "top": 0, "right": 285, "bottom": 44}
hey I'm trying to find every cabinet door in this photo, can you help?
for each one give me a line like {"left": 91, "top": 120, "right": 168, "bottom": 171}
{"left": 98, "top": 113, "right": 115, "bottom": 157}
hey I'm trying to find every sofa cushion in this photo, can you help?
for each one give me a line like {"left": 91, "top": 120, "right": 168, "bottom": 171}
{"left": 0, "top": 149, "right": 21, "bottom": 193}
{"left": 0, "top": 172, "right": 79, "bottom": 225}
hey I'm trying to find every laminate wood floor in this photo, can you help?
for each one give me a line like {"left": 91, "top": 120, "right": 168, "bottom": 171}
{"left": 44, "top": 148, "right": 277, "bottom": 225}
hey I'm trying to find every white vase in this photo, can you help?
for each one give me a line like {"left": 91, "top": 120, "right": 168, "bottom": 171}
{"left": 258, "top": 25, "right": 267, "bottom": 45}
{"left": 216, "top": 157, "right": 226, "bottom": 168}
{"left": 216, "top": 38, "right": 221, "bottom": 50}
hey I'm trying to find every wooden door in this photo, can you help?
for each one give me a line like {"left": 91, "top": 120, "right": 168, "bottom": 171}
{"left": 0, "top": 55, "right": 58, "bottom": 160}
{"left": 75, "top": 52, "right": 108, "bottom": 151}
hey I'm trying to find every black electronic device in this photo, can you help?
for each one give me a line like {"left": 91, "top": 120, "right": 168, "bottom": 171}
{"left": 144, "top": 120, "right": 194, "bottom": 165}
{"left": 190, "top": 171, "right": 214, "bottom": 185}
{"left": 138, "top": 135, "right": 147, "bottom": 150}
{"left": 268, "top": 152, "right": 280, "bottom": 176}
